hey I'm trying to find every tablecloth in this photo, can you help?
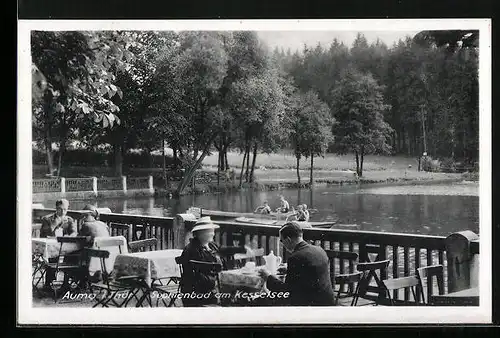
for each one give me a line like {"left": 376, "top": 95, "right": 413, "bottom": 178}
{"left": 219, "top": 267, "right": 267, "bottom": 292}
{"left": 31, "top": 236, "right": 128, "bottom": 273}
{"left": 112, "top": 249, "right": 183, "bottom": 286}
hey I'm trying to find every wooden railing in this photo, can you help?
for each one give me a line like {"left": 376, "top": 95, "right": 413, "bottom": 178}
{"left": 65, "top": 178, "right": 94, "bottom": 192}
{"left": 32, "top": 178, "right": 61, "bottom": 193}
{"left": 31, "top": 208, "right": 479, "bottom": 305}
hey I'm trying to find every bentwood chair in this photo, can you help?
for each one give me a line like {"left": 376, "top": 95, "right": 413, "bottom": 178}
{"left": 83, "top": 248, "right": 146, "bottom": 308}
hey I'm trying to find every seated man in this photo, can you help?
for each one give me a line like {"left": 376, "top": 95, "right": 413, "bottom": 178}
{"left": 39, "top": 199, "right": 78, "bottom": 290}
{"left": 258, "top": 222, "right": 335, "bottom": 306}
{"left": 78, "top": 204, "right": 110, "bottom": 246}
{"left": 40, "top": 199, "right": 77, "bottom": 238}
{"left": 276, "top": 195, "right": 290, "bottom": 213}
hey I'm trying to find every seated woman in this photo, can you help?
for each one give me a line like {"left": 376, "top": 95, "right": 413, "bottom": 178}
{"left": 254, "top": 201, "right": 272, "bottom": 214}
{"left": 295, "top": 204, "right": 307, "bottom": 221}
{"left": 179, "top": 217, "right": 254, "bottom": 307}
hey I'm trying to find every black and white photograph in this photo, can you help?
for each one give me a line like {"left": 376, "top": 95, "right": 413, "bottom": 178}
{"left": 17, "top": 19, "right": 491, "bottom": 325}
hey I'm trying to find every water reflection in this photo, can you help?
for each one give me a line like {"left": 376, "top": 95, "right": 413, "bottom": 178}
{"left": 41, "top": 182, "right": 479, "bottom": 236}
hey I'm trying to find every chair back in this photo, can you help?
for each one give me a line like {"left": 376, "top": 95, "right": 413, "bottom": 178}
{"left": 83, "top": 248, "right": 111, "bottom": 284}
{"left": 95, "top": 237, "right": 127, "bottom": 254}
{"left": 32, "top": 223, "right": 42, "bottom": 238}
{"left": 189, "top": 260, "right": 223, "bottom": 291}
{"left": 325, "top": 250, "right": 359, "bottom": 285}
{"left": 356, "top": 259, "right": 391, "bottom": 273}
{"left": 417, "top": 265, "right": 445, "bottom": 304}
{"left": 383, "top": 275, "right": 421, "bottom": 305}
{"left": 128, "top": 238, "right": 158, "bottom": 252}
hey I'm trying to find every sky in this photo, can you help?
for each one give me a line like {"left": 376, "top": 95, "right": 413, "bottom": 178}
{"left": 257, "top": 31, "right": 420, "bottom": 53}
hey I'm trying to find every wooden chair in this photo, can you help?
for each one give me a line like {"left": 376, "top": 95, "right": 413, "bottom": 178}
{"left": 417, "top": 265, "right": 445, "bottom": 304}
{"left": 189, "top": 260, "right": 223, "bottom": 307}
{"left": 352, "top": 259, "right": 391, "bottom": 306}
{"left": 32, "top": 223, "right": 42, "bottom": 238}
{"left": 325, "top": 250, "right": 364, "bottom": 306}
{"left": 128, "top": 238, "right": 158, "bottom": 253}
{"left": 48, "top": 236, "right": 89, "bottom": 302}
{"left": 83, "top": 248, "right": 146, "bottom": 308}
{"left": 383, "top": 275, "right": 420, "bottom": 305}
{"left": 152, "top": 256, "right": 184, "bottom": 307}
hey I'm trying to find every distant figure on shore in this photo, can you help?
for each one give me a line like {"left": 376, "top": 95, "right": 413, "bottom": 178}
{"left": 276, "top": 195, "right": 290, "bottom": 213}
{"left": 254, "top": 201, "right": 272, "bottom": 214}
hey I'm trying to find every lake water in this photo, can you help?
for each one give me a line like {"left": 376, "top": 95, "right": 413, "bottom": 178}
{"left": 39, "top": 181, "right": 479, "bottom": 236}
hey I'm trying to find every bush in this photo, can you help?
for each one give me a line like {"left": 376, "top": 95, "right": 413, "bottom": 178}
{"left": 439, "top": 157, "right": 457, "bottom": 173}
{"left": 421, "top": 156, "right": 440, "bottom": 172}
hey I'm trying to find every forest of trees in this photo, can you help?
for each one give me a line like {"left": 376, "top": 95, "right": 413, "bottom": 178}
{"left": 31, "top": 30, "right": 479, "bottom": 194}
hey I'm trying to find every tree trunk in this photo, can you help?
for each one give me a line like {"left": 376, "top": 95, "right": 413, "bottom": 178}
{"left": 217, "top": 150, "right": 221, "bottom": 187}
{"left": 355, "top": 151, "right": 360, "bottom": 177}
{"left": 224, "top": 149, "right": 229, "bottom": 170}
{"left": 239, "top": 150, "right": 247, "bottom": 188}
{"left": 56, "top": 141, "right": 66, "bottom": 177}
{"left": 296, "top": 155, "right": 301, "bottom": 185}
{"left": 114, "top": 144, "right": 123, "bottom": 177}
{"left": 176, "top": 139, "right": 215, "bottom": 195}
{"left": 360, "top": 147, "right": 364, "bottom": 177}
{"left": 245, "top": 141, "right": 251, "bottom": 182}
{"left": 44, "top": 131, "right": 54, "bottom": 176}
{"left": 310, "top": 152, "right": 314, "bottom": 186}
{"left": 249, "top": 142, "right": 258, "bottom": 183}
{"left": 162, "top": 139, "right": 167, "bottom": 189}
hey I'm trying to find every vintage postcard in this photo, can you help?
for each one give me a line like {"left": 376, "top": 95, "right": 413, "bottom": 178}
{"left": 17, "top": 19, "right": 491, "bottom": 325}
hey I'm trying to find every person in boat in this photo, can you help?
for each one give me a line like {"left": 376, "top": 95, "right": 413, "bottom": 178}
{"left": 257, "top": 222, "right": 335, "bottom": 306}
{"left": 276, "top": 195, "right": 290, "bottom": 213}
{"left": 179, "top": 216, "right": 255, "bottom": 307}
{"left": 254, "top": 201, "right": 272, "bottom": 214}
{"left": 302, "top": 204, "right": 310, "bottom": 222}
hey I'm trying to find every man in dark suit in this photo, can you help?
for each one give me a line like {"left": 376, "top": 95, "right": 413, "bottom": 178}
{"left": 258, "top": 222, "right": 335, "bottom": 306}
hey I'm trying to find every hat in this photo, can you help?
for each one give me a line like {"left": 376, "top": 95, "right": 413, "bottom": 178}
{"left": 191, "top": 216, "right": 220, "bottom": 232}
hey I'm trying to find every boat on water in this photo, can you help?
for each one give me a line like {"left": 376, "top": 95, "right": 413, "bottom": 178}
{"left": 186, "top": 207, "right": 358, "bottom": 229}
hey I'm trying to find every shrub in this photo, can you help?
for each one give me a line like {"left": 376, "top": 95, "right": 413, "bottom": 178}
{"left": 439, "top": 157, "right": 457, "bottom": 173}
{"left": 421, "top": 156, "right": 440, "bottom": 172}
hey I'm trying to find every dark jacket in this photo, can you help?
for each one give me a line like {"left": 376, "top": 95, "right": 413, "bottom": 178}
{"left": 78, "top": 216, "right": 110, "bottom": 246}
{"left": 40, "top": 213, "right": 77, "bottom": 238}
{"left": 179, "top": 237, "right": 246, "bottom": 306}
{"left": 266, "top": 241, "right": 335, "bottom": 306}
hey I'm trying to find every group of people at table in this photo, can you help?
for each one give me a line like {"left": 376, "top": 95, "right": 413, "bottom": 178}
{"left": 35, "top": 199, "right": 335, "bottom": 307}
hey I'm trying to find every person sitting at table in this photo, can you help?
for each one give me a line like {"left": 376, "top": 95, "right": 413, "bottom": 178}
{"left": 40, "top": 199, "right": 77, "bottom": 238}
{"left": 275, "top": 195, "right": 290, "bottom": 213}
{"left": 302, "top": 204, "right": 310, "bottom": 222}
{"left": 258, "top": 222, "right": 335, "bottom": 306}
{"left": 254, "top": 201, "right": 272, "bottom": 214}
{"left": 179, "top": 216, "right": 255, "bottom": 307}
{"left": 78, "top": 204, "right": 110, "bottom": 246}
{"left": 40, "top": 199, "right": 78, "bottom": 291}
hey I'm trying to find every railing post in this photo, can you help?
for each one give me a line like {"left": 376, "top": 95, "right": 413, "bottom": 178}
{"left": 445, "top": 230, "right": 479, "bottom": 293}
{"left": 60, "top": 177, "right": 66, "bottom": 194}
{"left": 122, "top": 176, "right": 127, "bottom": 194}
{"left": 470, "top": 239, "right": 480, "bottom": 288}
{"left": 148, "top": 175, "right": 154, "bottom": 195}
{"left": 92, "top": 177, "right": 98, "bottom": 197}
{"left": 177, "top": 213, "right": 197, "bottom": 247}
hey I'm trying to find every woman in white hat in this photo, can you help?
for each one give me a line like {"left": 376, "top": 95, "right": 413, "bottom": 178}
{"left": 179, "top": 216, "right": 254, "bottom": 307}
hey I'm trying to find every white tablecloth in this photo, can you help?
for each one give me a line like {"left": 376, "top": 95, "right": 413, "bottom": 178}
{"left": 112, "top": 249, "right": 183, "bottom": 286}
{"left": 31, "top": 236, "right": 128, "bottom": 273}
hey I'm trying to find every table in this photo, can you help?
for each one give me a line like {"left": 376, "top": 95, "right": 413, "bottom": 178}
{"left": 430, "top": 287, "right": 479, "bottom": 306}
{"left": 112, "top": 249, "right": 183, "bottom": 287}
{"left": 31, "top": 236, "right": 128, "bottom": 273}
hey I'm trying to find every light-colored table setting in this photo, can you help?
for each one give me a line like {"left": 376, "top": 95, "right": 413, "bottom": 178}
{"left": 112, "top": 249, "right": 183, "bottom": 286}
